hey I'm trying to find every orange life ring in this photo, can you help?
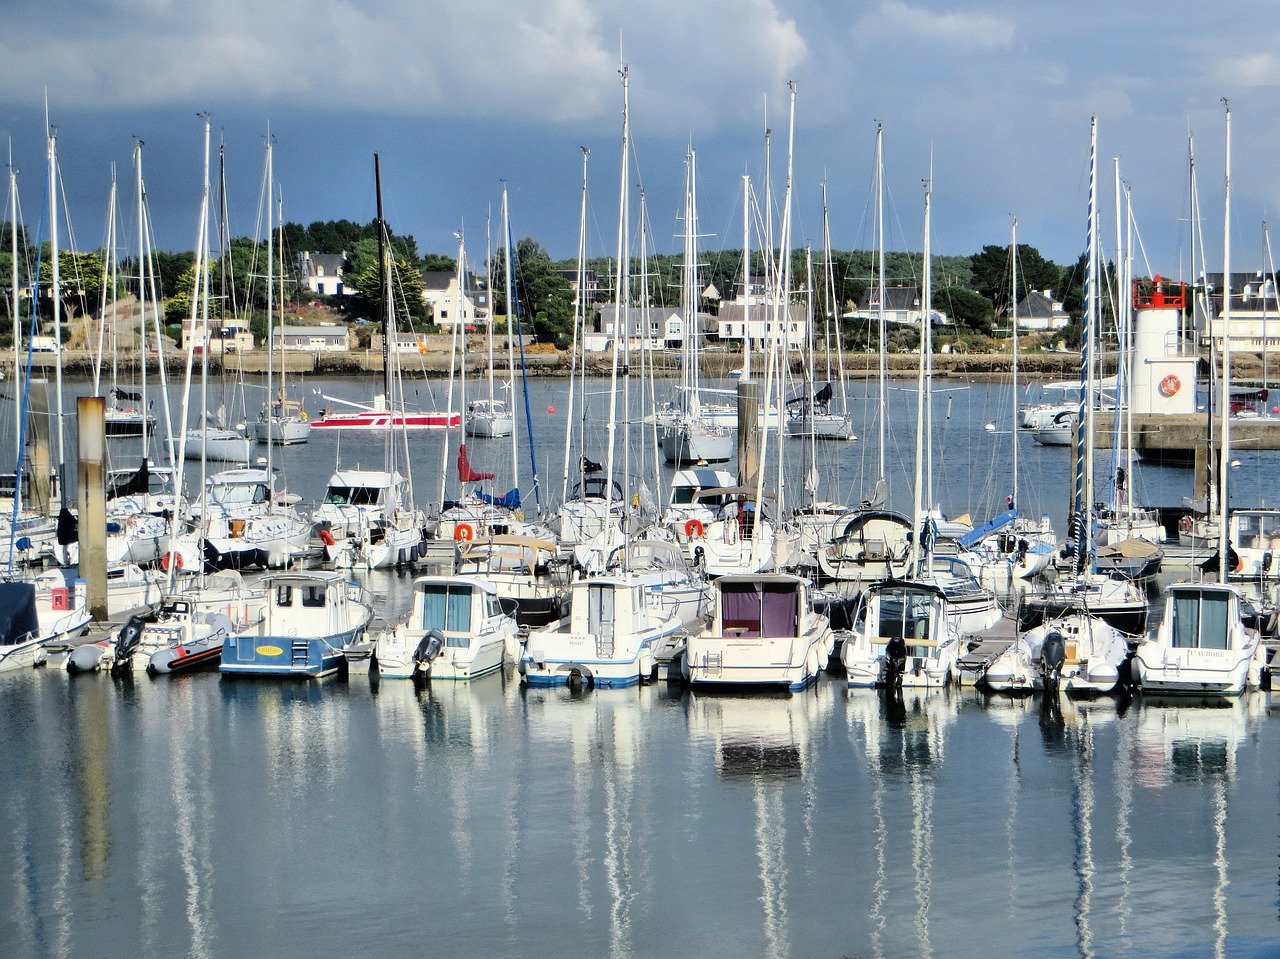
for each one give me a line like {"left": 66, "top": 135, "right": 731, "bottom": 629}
{"left": 161, "top": 551, "right": 183, "bottom": 571}
{"left": 684, "top": 518, "right": 705, "bottom": 538}
{"left": 1178, "top": 515, "right": 1194, "bottom": 533}
{"left": 1233, "top": 553, "right": 1244, "bottom": 573}
{"left": 319, "top": 528, "right": 336, "bottom": 547}
{"left": 455, "top": 523, "right": 475, "bottom": 542}
{"left": 1160, "top": 374, "right": 1181, "bottom": 396}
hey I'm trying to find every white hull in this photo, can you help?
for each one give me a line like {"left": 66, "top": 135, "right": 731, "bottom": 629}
{"left": 182, "top": 430, "right": 253, "bottom": 463}
{"left": 661, "top": 419, "right": 735, "bottom": 464}
{"left": 255, "top": 416, "right": 311, "bottom": 445}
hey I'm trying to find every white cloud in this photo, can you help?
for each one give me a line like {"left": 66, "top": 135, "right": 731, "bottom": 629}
{"left": 0, "top": 0, "right": 806, "bottom": 133}
{"left": 858, "top": 1, "right": 1014, "bottom": 50}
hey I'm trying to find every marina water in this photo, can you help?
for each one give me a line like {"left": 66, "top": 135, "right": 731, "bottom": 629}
{"left": 3, "top": 375, "right": 1279, "bottom": 958}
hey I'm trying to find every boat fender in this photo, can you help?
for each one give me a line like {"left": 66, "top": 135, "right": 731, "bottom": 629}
{"left": 684, "top": 518, "right": 704, "bottom": 539}
{"left": 455, "top": 523, "right": 475, "bottom": 542}
{"left": 319, "top": 528, "right": 336, "bottom": 547}
{"left": 1178, "top": 515, "right": 1194, "bottom": 533}
{"left": 161, "top": 550, "right": 184, "bottom": 571}
{"left": 412, "top": 629, "right": 445, "bottom": 670}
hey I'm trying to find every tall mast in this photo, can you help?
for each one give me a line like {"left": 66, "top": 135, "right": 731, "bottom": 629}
{"left": 8, "top": 149, "right": 18, "bottom": 469}
{"left": 741, "top": 173, "right": 752, "bottom": 381}
{"left": 502, "top": 185, "right": 521, "bottom": 496}
{"left": 875, "top": 123, "right": 887, "bottom": 485}
{"left": 559, "top": 156, "right": 587, "bottom": 504}
{"left": 1218, "top": 100, "right": 1232, "bottom": 585}
{"left": 604, "top": 62, "right": 629, "bottom": 515}
{"left": 1072, "top": 116, "right": 1098, "bottom": 578}
{"left": 1010, "top": 218, "right": 1019, "bottom": 510}
{"left": 264, "top": 133, "right": 275, "bottom": 481}
{"left": 135, "top": 141, "right": 151, "bottom": 460}
{"left": 46, "top": 113, "right": 66, "bottom": 491}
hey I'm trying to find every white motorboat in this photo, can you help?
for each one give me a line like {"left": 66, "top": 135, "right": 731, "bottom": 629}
{"left": 1132, "top": 582, "right": 1266, "bottom": 696}
{"left": 373, "top": 575, "right": 519, "bottom": 680}
{"left": 683, "top": 573, "right": 832, "bottom": 691}
{"left": 983, "top": 613, "right": 1129, "bottom": 694}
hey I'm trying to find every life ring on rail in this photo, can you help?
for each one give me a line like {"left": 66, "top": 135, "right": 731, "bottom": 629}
{"left": 161, "top": 551, "right": 183, "bottom": 571}
{"left": 684, "top": 518, "right": 705, "bottom": 539}
{"left": 455, "top": 523, "right": 475, "bottom": 542}
{"left": 319, "top": 528, "right": 336, "bottom": 547}
{"left": 1178, "top": 515, "right": 1194, "bottom": 533}
{"left": 1160, "top": 374, "right": 1182, "bottom": 396}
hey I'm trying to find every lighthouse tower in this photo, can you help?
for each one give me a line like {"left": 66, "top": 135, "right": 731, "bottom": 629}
{"left": 1130, "top": 276, "right": 1199, "bottom": 415}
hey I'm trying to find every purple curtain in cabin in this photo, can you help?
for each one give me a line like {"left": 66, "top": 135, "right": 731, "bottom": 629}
{"left": 721, "top": 583, "right": 762, "bottom": 635}
{"left": 760, "top": 583, "right": 799, "bottom": 638}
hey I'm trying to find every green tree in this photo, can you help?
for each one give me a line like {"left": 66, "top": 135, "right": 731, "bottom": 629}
{"left": 494, "top": 238, "right": 573, "bottom": 345}
{"left": 351, "top": 253, "right": 426, "bottom": 325}
{"left": 38, "top": 247, "right": 106, "bottom": 319}
{"left": 970, "top": 243, "right": 1062, "bottom": 316}
{"left": 935, "top": 286, "right": 994, "bottom": 334}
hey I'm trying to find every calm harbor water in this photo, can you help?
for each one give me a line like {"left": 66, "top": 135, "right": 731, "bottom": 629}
{"left": 4, "top": 374, "right": 1280, "bottom": 958}
{"left": 2, "top": 671, "right": 1278, "bottom": 959}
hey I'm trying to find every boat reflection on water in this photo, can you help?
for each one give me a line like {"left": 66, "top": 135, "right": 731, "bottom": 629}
{"left": 846, "top": 687, "right": 956, "bottom": 959}
{"left": 685, "top": 685, "right": 835, "bottom": 959}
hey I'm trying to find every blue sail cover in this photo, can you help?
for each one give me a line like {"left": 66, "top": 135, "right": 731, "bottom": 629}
{"left": 0, "top": 582, "right": 39, "bottom": 646}
{"left": 475, "top": 488, "right": 521, "bottom": 511}
{"left": 956, "top": 508, "right": 1019, "bottom": 549}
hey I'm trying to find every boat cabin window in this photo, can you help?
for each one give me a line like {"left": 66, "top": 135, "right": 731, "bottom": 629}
{"left": 276, "top": 585, "right": 293, "bottom": 607}
{"left": 301, "top": 585, "right": 327, "bottom": 609}
{"left": 213, "top": 483, "right": 268, "bottom": 506}
{"left": 420, "top": 584, "right": 472, "bottom": 639}
{"left": 877, "top": 588, "right": 933, "bottom": 653}
{"left": 486, "top": 596, "right": 503, "bottom": 619}
{"left": 1237, "top": 512, "right": 1280, "bottom": 548}
{"left": 1172, "top": 590, "right": 1230, "bottom": 650}
{"left": 323, "top": 486, "right": 382, "bottom": 507}
{"left": 720, "top": 581, "right": 800, "bottom": 638}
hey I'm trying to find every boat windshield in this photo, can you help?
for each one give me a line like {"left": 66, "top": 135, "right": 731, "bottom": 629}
{"left": 1172, "top": 590, "right": 1231, "bottom": 650}
{"left": 324, "top": 486, "right": 382, "bottom": 507}
{"left": 212, "top": 483, "right": 268, "bottom": 506}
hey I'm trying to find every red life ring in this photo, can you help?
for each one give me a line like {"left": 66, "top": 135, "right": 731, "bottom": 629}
{"left": 1178, "top": 515, "right": 1194, "bottom": 533}
{"left": 455, "top": 523, "right": 475, "bottom": 542}
{"left": 319, "top": 528, "right": 336, "bottom": 547}
{"left": 161, "top": 551, "right": 184, "bottom": 571}
{"left": 684, "top": 518, "right": 705, "bottom": 538}
{"left": 1160, "top": 374, "right": 1181, "bottom": 396}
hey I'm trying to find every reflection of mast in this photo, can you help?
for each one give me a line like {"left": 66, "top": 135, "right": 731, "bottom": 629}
{"left": 1070, "top": 711, "right": 1096, "bottom": 959}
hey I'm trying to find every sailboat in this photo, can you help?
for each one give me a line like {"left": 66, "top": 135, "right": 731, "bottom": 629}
{"left": 1019, "top": 119, "right": 1147, "bottom": 642}
{"left": 842, "top": 174, "right": 1001, "bottom": 688}
{"left": 1133, "top": 104, "right": 1268, "bottom": 696}
{"left": 464, "top": 231, "right": 514, "bottom": 439}
{"left": 255, "top": 143, "right": 310, "bottom": 446}
{"left": 313, "top": 156, "right": 428, "bottom": 570}
{"left": 659, "top": 149, "right": 734, "bottom": 466}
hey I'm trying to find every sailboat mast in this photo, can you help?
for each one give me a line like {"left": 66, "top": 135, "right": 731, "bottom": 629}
{"left": 1219, "top": 101, "right": 1232, "bottom": 586}
{"left": 1073, "top": 116, "right": 1098, "bottom": 577}
{"left": 8, "top": 154, "right": 18, "bottom": 469}
{"left": 1109, "top": 157, "right": 1125, "bottom": 516}
{"left": 501, "top": 186, "right": 522, "bottom": 498}
{"left": 1010, "top": 218, "right": 1019, "bottom": 510}
{"left": 374, "top": 154, "right": 391, "bottom": 404}
{"left": 911, "top": 183, "right": 928, "bottom": 571}
{"left": 741, "top": 173, "right": 752, "bottom": 381}
{"left": 46, "top": 117, "right": 66, "bottom": 491}
{"left": 94, "top": 168, "right": 115, "bottom": 399}
{"left": 604, "top": 63, "right": 630, "bottom": 514}
{"left": 135, "top": 143, "right": 152, "bottom": 461}
{"left": 875, "top": 123, "right": 887, "bottom": 484}
{"left": 558, "top": 157, "right": 587, "bottom": 504}
{"left": 265, "top": 135, "right": 275, "bottom": 481}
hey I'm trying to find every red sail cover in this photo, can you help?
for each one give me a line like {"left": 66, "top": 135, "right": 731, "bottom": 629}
{"left": 457, "top": 444, "right": 495, "bottom": 483}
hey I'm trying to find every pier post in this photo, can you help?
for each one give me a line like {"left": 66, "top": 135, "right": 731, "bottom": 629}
{"left": 77, "top": 396, "right": 108, "bottom": 622}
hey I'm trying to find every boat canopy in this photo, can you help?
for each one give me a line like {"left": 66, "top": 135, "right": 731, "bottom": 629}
{"left": 0, "top": 583, "right": 39, "bottom": 646}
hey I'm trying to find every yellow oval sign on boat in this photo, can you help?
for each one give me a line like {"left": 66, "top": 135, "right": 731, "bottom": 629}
{"left": 256, "top": 645, "right": 284, "bottom": 657}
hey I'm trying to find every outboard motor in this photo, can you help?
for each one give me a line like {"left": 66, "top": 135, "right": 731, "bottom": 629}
{"left": 110, "top": 614, "right": 148, "bottom": 677}
{"left": 411, "top": 629, "right": 445, "bottom": 678}
{"left": 1041, "top": 630, "right": 1066, "bottom": 688}
{"left": 884, "top": 635, "right": 907, "bottom": 688}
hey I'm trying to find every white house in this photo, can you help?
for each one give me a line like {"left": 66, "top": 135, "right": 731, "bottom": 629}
{"left": 300, "top": 252, "right": 353, "bottom": 297}
{"left": 1011, "top": 290, "right": 1069, "bottom": 331}
{"left": 850, "top": 285, "right": 947, "bottom": 327}
{"left": 181, "top": 315, "right": 253, "bottom": 353}
{"left": 714, "top": 276, "right": 809, "bottom": 350}
{"left": 422, "top": 270, "right": 490, "bottom": 328}
{"left": 1198, "top": 270, "right": 1280, "bottom": 354}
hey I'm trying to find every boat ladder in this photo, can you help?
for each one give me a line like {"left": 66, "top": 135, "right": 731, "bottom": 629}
{"left": 291, "top": 639, "right": 309, "bottom": 667}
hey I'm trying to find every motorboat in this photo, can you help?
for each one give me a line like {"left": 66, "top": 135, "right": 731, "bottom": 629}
{"left": 982, "top": 613, "right": 1129, "bottom": 694}
{"left": 220, "top": 571, "right": 373, "bottom": 678}
{"left": 683, "top": 573, "right": 833, "bottom": 691}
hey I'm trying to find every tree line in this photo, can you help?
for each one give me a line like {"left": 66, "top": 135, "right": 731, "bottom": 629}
{"left": 2, "top": 217, "right": 1103, "bottom": 349}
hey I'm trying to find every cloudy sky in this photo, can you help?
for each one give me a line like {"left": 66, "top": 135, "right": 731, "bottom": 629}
{"left": 2, "top": 0, "right": 1278, "bottom": 275}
